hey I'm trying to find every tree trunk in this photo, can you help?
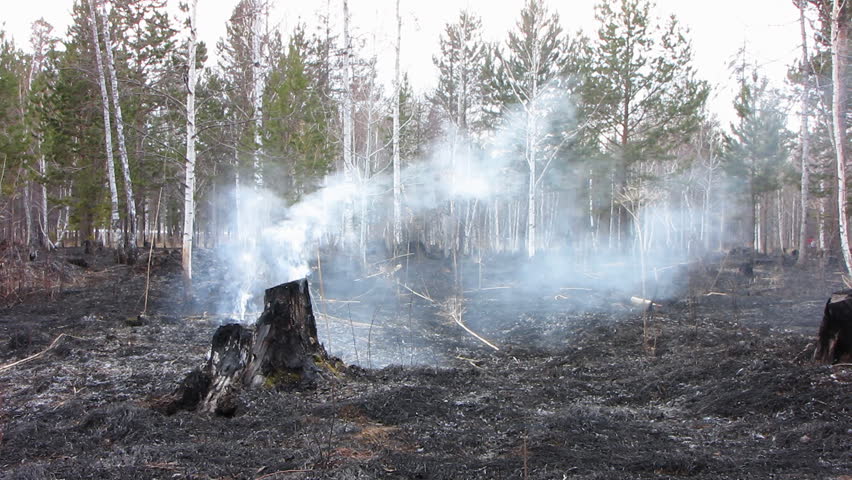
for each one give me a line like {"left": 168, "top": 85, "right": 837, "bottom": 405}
{"left": 832, "top": 0, "right": 852, "bottom": 275}
{"left": 99, "top": 1, "right": 137, "bottom": 261}
{"left": 182, "top": 0, "right": 199, "bottom": 289}
{"left": 341, "top": 0, "right": 354, "bottom": 245}
{"left": 87, "top": 0, "right": 121, "bottom": 250}
{"left": 251, "top": 0, "right": 264, "bottom": 189}
{"left": 798, "top": 0, "right": 812, "bottom": 265}
{"left": 161, "top": 279, "right": 336, "bottom": 416}
{"left": 391, "top": 0, "right": 402, "bottom": 249}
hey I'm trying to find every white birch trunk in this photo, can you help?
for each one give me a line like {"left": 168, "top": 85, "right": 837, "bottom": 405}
{"left": 819, "top": 179, "right": 826, "bottom": 249}
{"left": 87, "top": 0, "right": 120, "bottom": 248}
{"left": 755, "top": 201, "right": 762, "bottom": 253}
{"left": 251, "top": 0, "right": 264, "bottom": 189}
{"left": 797, "top": 0, "right": 812, "bottom": 265}
{"left": 526, "top": 80, "right": 538, "bottom": 258}
{"left": 182, "top": 0, "right": 199, "bottom": 286}
{"left": 832, "top": 0, "right": 852, "bottom": 275}
{"left": 777, "top": 189, "right": 784, "bottom": 250}
{"left": 99, "top": 1, "right": 137, "bottom": 252}
{"left": 342, "top": 0, "right": 354, "bottom": 245}
{"left": 392, "top": 0, "right": 402, "bottom": 247}
{"left": 38, "top": 155, "right": 50, "bottom": 249}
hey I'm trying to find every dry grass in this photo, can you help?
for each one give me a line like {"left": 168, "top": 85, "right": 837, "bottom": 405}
{"left": 0, "top": 244, "right": 82, "bottom": 305}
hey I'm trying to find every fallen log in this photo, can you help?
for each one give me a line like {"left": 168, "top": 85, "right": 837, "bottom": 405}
{"left": 157, "top": 278, "right": 341, "bottom": 416}
{"left": 814, "top": 290, "right": 852, "bottom": 364}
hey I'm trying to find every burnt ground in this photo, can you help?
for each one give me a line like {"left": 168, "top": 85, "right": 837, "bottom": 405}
{"left": 0, "top": 247, "right": 849, "bottom": 480}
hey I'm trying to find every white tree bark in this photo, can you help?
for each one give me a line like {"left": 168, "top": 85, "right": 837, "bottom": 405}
{"left": 87, "top": 0, "right": 121, "bottom": 248}
{"left": 27, "top": 20, "right": 53, "bottom": 250}
{"left": 392, "top": 0, "right": 402, "bottom": 247}
{"left": 797, "top": 0, "right": 812, "bottom": 265}
{"left": 250, "top": 0, "right": 264, "bottom": 189}
{"left": 342, "top": 0, "right": 354, "bottom": 245}
{"left": 99, "top": 1, "right": 137, "bottom": 253}
{"left": 525, "top": 55, "right": 539, "bottom": 258}
{"left": 182, "top": 0, "right": 199, "bottom": 286}
{"left": 832, "top": 0, "right": 852, "bottom": 275}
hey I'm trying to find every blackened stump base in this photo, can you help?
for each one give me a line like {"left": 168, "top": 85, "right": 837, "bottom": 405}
{"left": 814, "top": 290, "right": 852, "bottom": 364}
{"left": 161, "top": 278, "right": 337, "bottom": 416}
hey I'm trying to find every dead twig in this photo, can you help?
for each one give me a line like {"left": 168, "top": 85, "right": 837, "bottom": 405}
{"left": 444, "top": 298, "right": 500, "bottom": 352}
{"left": 0, "top": 333, "right": 79, "bottom": 373}
{"left": 143, "top": 187, "right": 163, "bottom": 315}
{"left": 255, "top": 469, "right": 313, "bottom": 479}
{"left": 398, "top": 282, "right": 434, "bottom": 303}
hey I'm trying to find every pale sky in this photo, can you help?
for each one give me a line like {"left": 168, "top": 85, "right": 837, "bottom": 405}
{"left": 2, "top": 0, "right": 802, "bottom": 126}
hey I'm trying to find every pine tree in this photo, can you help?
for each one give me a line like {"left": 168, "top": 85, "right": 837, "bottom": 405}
{"left": 585, "top": 0, "right": 708, "bottom": 247}
{"left": 725, "top": 72, "right": 793, "bottom": 252}
{"left": 263, "top": 25, "right": 333, "bottom": 202}
{"left": 0, "top": 32, "right": 31, "bottom": 244}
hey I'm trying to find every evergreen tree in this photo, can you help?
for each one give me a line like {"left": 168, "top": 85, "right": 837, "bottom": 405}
{"left": 263, "top": 25, "right": 333, "bottom": 202}
{"left": 431, "top": 10, "right": 486, "bottom": 138}
{"left": 725, "top": 72, "right": 793, "bottom": 251}
{"left": 586, "top": 0, "right": 708, "bottom": 177}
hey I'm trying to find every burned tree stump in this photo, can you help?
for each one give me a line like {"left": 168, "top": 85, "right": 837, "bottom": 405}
{"left": 244, "top": 279, "right": 330, "bottom": 386}
{"left": 814, "top": 290, "right": 852, "bottom": 364}
{"left": 160, "top": 278, "right": 338, "bottom": 416}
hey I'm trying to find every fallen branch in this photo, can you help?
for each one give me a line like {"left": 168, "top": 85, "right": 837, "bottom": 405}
{"left": 0, "top": 334, "right": 73, "bottom": 373}
{"left": 398, "top": 282, "right": 434, "bottom": 303}
{"left": 255, "top": 469, "right": 313, "bottom": 479}
{"left": 469, "top": 286, "right": 513, "bottom": 292}
{"left": 452, "top": 315, "right": 499, "bottom": 352}
{"left": 630, "top": 296, "right": 661, "bottom": 308}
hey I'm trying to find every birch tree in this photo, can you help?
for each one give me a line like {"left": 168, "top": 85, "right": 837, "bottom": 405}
{"left": 501, "top": 0, "right": 564, "bottom": 257}
{"left": 797, "top": 0, "right": 813, "bottom": 265}
{"left": 182, "top": 0, "right": 199, "bottom": 287}
{"left": 99, "top": 0, "right": 138, "bottom": 260}
{"left": 86, "top": 0, "right": 121, "bottom": 249}
{"left": 831, "top": 0, "right": 852, "bottom": 274}
{"left": 342, "top": 0, "right": 355, "bottom": 243}
{"left": 392, "top": 0, "right": 402, "bottom": 247}
{"left": 250, "top": 0, "right": 266, "bottom": 189}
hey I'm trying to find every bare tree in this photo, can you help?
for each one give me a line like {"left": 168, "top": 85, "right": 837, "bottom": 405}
{"left": 342, "top": 0, "right": 355, "bottom": 244}
{"left": 392, "top": 0, "right": 402, "bottom": 247}
{"left": 182, "top": 0, "right": 199, "bottom": 288}
{"left": 831, "top": 0, "right": 852, "bottom": 275}
{"left": 86, "top": 0, "right": 121, "bottom": 250}
{"left": 797, "top": 0, "right": 812, "bottom": 265}
{"left": 250, "top": 0, "right": 265, "bottom": 189}
{"left": 99, "top": 0, "right": 137, "bottom": 260}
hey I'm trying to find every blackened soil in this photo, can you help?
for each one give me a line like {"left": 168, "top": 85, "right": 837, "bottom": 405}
{"left": 0, "top": 248, "right": 849, "bottom": 480}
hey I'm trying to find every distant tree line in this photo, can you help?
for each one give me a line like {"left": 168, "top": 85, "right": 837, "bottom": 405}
{"left": 0, "top": 0, "right": 849, "bottom": 274}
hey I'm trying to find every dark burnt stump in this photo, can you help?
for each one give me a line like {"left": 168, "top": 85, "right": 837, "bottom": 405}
{"left": 243, "top": 279, "right": 330, "bottom": 386}
{"left": 814, "top": 290, "right": 852, "bottom": 364}
{"left": 159, "top": 278, "right": 337, "bottom": 416}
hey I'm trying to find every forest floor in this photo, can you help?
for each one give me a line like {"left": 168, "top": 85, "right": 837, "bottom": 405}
{"left": 0, "top": 246, "right": 849, "bottom": 480}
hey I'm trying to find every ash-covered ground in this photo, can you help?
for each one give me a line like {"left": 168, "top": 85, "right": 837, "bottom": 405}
{"left": 0, "top": 247, "right": 849, "bottom": 479}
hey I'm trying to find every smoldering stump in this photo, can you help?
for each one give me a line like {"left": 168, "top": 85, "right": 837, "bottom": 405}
{"left": 157, "top": 278, "right": 341, "bottom": 416}
{"left": 814, "top": 290, "right": 852, "bottom": 364}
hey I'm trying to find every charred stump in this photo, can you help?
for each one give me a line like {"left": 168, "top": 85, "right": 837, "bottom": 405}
{"left": 159, "top": 278, "right": 338, "bottom": 416}
{"left": 814, "top": 290, "right": 852, "bottom": 364}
